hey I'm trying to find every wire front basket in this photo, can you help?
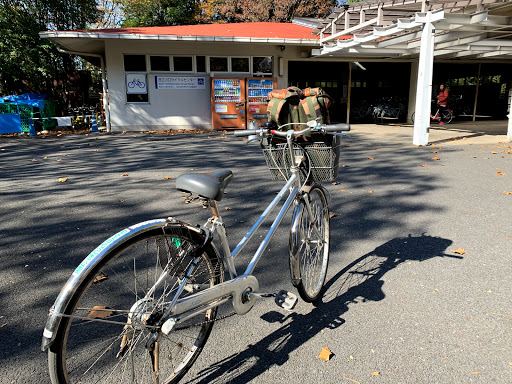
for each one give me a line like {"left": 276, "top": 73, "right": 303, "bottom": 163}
{"left": 261, "top": 135, "right": 341, "bottom": 182}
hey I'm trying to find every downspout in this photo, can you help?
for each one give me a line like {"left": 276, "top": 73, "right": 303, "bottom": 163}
{"left": 57, "top": 48, "right": 111, "bottom": 132}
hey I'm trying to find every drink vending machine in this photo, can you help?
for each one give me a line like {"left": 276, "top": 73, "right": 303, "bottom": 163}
{"left": 211, "top": 77, "right": 277, "bottom": 130}
{"left": 211, "top": 77, "right": 246, "bottom": 130}
{"left": 246, "top": 77, "right": 277, "bottom": 126}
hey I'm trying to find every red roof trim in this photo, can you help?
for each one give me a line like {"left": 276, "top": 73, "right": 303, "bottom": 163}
{"left": 75, "top": 22, "right": 347, "bottom": 40}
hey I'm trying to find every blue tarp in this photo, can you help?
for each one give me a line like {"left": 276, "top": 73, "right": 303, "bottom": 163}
{"left": 0, "top": 93, "right": 48, "bottom": 107}
{"left": 0, "top": 113, "right": 23, "bottom": 134}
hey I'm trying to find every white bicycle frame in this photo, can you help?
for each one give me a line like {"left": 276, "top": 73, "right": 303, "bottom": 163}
{"left": 159, "top": 129, "right": 309, "bottom": 334}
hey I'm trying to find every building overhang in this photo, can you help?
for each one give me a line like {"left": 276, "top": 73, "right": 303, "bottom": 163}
{"left": 312, "top": 0, "right": 512, "bottom": 62}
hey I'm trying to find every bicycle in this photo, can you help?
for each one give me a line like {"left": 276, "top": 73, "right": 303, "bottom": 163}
{"left": 411, "top": 103, "right": 453, "bottom": 125}
{"left": 41, "top": 119, "right": 350, "bottom": 384}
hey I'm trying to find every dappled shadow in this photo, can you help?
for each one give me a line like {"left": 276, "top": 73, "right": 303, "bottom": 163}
{"left": 0, "top": 129, "right": 453, "bottom": 381}
{"left": 187, "top": 235, "right": 461, "bottom": 384}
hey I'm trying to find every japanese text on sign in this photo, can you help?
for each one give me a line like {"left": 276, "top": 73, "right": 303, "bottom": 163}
{"left": 155, "top": 76, "right": 206, "bottom": 90}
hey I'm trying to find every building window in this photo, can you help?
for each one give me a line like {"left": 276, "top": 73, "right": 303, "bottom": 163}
{"left": 231, "top": 57, "right": 250, "bottom": 73}
{"left": 209, "top": 57, "right": 228, "bottom": 72}
{"left": 173, "top": 56, "right": 194, "bottom": 72}
{"left": 124, "top": 55, "right": 147, "bottom": 72}
{"left": 196, "top": 56, "right": 206, "bottom": 73}
{"left": 150, "top": 56, "right": 170, "bottom": 72}
{"left": 126, "top": 73, "right": 148, "bottom": 103}
{"left": 253, "top": 56, "right": 273, "bottom": 75}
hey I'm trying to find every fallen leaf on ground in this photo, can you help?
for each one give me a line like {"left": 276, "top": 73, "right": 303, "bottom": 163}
{"left": 119, "top": 199, "right": 125, "bottom": 203}
{"left": 317, "top": 347, "right": 333, "bottom": 362}
{"left": 504, "top": 191, "right": 512, "bottom": 195}
{"left": 164, "top": 176, "right": 171, "bottom": 180}
{"left": 0, "top": 323, "right": 6, "bottom": 328}
{"left": 340, "top": 189, "right": 346, "bottom": 192}
{"left": 371, "top": 371, "right": 380, "bottom": 376}
{"left": 451, "top": 248, "right": 466, "bottom": 255}
{"left": 497, "top": 171, "right": 506, "bottom": 175}
{"left": 420, "top": 164, "right": 428, "bottom": 167}
{"left": 121, "top": 173, "right": 128, "bottom": 176}
{"left": 93, "top": 149, "right": 100, "bottom": 152}
{"left": 491, "top": 151, "right": 498, "bottom": 154}
{"left": 368, "top": 190, "right": 374, "bottom": 194}
{"left": 225, "top": 207, "right": 231, "bottom": 210}
{"left": 472, "top": 372, "right": 480, "bottom": 375}
{"left": 329, "top": 212, "right": 337, "bottom": 218}
{"left": 87, "top": 306, "right": 113, "bottom": 319}
{"left": 58, "top": 178, "right": 68, "bottom": 182}
{"left": 367, "top": 157, "right": 375, "bottom": 160}
{"left": 432, "top": 157, "right": 440, "bottom": 160}
{"left": 432, "top": 151, "right": 439, "bottom": 153}
{"left": 93, "top": 272, "right": 108, "bottom": 283}
{"left": 332, "top": 181, "right": 340, "bottom": 185}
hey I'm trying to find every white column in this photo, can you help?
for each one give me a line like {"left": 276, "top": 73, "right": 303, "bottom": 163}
{"left": 413, "top": 12, "right": 435, "bottom": 146}
{"left": 507, "top": 89, "right": 511, "bottom": 142}
{"left": 508, "top": 112, "right": 512, "bottom": 142}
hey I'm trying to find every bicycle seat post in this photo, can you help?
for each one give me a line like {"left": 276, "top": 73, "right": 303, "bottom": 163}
{"left": 208, "top": 200, "right": 237, "bottom": 279}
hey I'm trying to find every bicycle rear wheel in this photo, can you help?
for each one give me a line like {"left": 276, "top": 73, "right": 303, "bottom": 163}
{"left": 48, "top": 224, "right": 223, "bottom": 384}
{"left": 442, "top": 109, "right": 453, "bottom": 124}
{"left": 289, "top": 185, "right": 330, "bottom": 302}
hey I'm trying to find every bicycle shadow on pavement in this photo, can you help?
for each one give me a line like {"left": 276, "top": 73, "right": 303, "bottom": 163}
{"left": 187, "top": 234, "right": 462, "bottom": 384}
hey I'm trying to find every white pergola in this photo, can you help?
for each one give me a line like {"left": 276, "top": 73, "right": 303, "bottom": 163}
{"left": 312, "top": 0, "right": 512, "bottom": 144}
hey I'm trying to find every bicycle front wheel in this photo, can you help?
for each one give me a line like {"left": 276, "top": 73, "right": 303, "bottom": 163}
{"left": 48, "top": 224, "right": 223, "bottom": 384}
{"left": 289, "top": 185, "right": 330, "bottom": 302}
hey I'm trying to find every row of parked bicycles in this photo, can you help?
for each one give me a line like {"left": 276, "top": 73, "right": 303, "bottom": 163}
{"left": 66, "top": 105, "right": 105, "bottom": 130}
{"left": 351, "top": 95, "right": 474, "bottom": 124}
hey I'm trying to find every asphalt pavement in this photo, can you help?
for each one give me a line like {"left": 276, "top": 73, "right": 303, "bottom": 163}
{"left": 0, "top": 122, "right": 510, "bottom": 384}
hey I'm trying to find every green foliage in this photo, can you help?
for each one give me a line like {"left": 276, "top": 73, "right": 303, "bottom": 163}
{"left": 121, "top": 0, "right": 199, "bottom": 27}
{"left": 0, "top": 0, "right": 99, "bottom": 100}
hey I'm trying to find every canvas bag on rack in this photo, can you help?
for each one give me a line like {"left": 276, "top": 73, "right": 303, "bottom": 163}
{"left": 266, "top": 87, "right": 332, "bottom": 134}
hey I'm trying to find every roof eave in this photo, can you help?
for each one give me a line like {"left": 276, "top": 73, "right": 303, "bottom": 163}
{"left": 39, "top": 31, "right": 320, "bottom": 46}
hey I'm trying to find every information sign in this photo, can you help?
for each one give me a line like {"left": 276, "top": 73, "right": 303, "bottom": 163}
{"left": 156, "top": 76, "right": 206, "bottom": 90}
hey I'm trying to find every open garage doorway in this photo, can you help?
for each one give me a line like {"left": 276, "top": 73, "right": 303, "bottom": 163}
{"left": 288, "top": 61, "right": 412, "bottom": 124}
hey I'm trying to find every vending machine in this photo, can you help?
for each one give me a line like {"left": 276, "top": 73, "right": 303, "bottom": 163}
{"left": 211, "top": 77, "right": 246, "bottom": 130}
{"left": 246, "top": 77, "right": 277, "bottom": 125}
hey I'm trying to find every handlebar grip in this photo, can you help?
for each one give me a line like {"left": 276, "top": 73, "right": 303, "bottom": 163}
{"left": 234, "top": 129, "right": 258, "bottom": 137}
{"left": 323, "top": 123, "right": 350, "bottom": 132}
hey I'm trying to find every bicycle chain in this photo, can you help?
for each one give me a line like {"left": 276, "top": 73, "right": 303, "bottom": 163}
{"left": 173, "top": 310, "right": 237, "bottom": 331}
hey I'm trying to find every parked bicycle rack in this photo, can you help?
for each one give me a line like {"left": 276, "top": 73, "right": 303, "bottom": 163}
{"left": 28, "top": 115, "right": 99, "bottom": 136}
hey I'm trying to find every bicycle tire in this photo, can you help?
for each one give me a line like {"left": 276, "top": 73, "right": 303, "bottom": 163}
{"left": 48, "top": 224, "right": 223, "bottom": 384}
{"left": 442, "top": 109, "right": 453, "bottom": 124}
{"left": 289, "top": 185, "right": 330, "bottom": 302}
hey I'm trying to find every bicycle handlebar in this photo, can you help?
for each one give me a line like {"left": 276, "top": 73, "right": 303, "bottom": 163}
{"left": 233, "top": 122, "right": 350, "bottom": 138}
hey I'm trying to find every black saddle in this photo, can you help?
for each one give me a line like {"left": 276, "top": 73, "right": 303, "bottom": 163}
{"left": 175, "top": 169, "right": 233, "bottom": 201}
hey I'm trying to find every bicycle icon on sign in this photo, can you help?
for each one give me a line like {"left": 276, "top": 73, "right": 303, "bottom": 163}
{"left": 127, "top": 78, "right": 146, "bottom": 89}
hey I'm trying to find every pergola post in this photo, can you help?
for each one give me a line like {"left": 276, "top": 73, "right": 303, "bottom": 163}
{"left": 508, "top": 111, "right": 512, "bottom": 142}
{"left": 413, "top": 12, "right": 435, "bottom": 146}
{"left": 508, "top": 87, "right": 512, "bottom": 141}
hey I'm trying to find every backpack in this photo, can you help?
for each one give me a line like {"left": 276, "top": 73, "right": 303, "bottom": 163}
{"left": 266, "top": 87, "right": 332, "bottom": 132}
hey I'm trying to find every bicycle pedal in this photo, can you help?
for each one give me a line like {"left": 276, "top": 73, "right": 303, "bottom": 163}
{"left": 275, "top": 290, "right": 298, "bottom": 311}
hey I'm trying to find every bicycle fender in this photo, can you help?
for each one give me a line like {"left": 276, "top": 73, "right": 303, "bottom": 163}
{"left": 41, "top": 218, "right": 173, "bottom": 351}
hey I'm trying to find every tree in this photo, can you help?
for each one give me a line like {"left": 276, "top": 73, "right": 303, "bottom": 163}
{"left": 121, "top": 0, "right": 200, "bottom": 27}
{"left": 0, "top": 0, "right": 99, "bottom": 101}
{"left": 197, "top": 0, "right": 338, "bottom": 23}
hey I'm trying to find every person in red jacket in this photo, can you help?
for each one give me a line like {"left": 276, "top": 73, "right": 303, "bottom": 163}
{"left": 436, "top": 84, "right": 449, "bottom": 125}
